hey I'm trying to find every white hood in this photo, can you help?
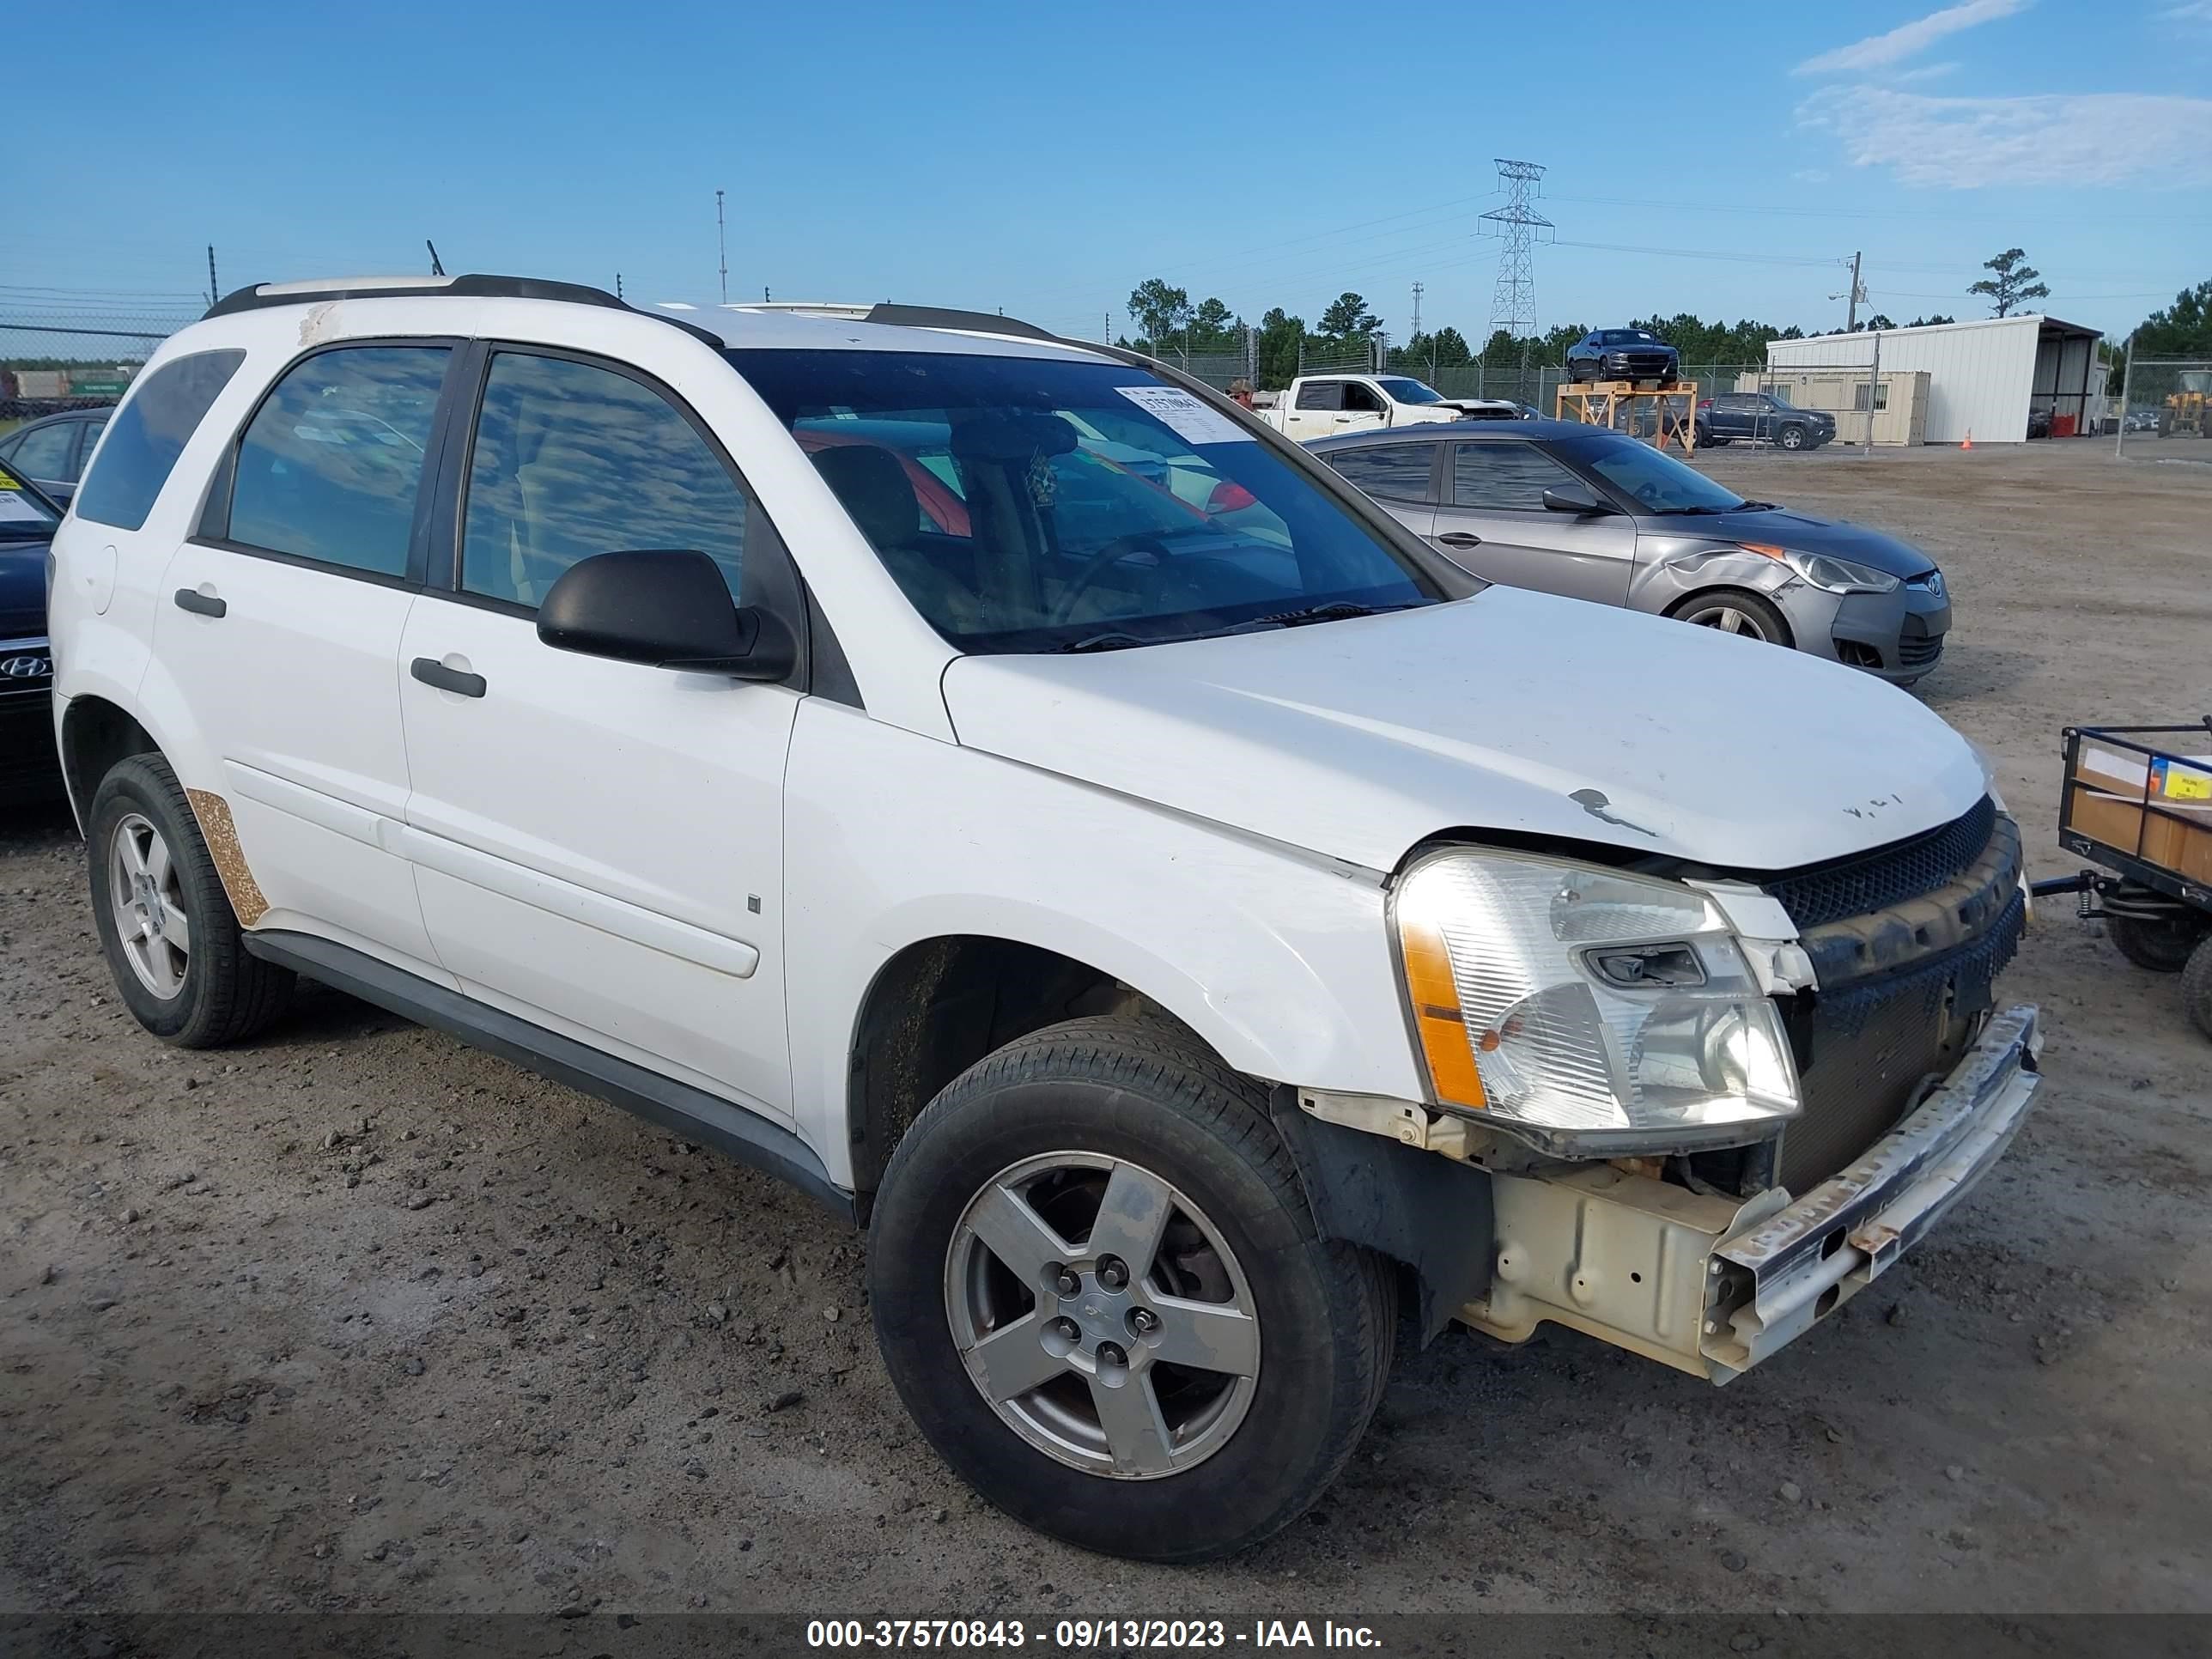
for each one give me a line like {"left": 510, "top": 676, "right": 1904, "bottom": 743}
{"left": 941, "top": 586, "right": 1986, "bottom": 874}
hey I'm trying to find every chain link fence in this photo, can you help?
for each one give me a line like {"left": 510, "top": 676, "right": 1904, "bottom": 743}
{"left": 2115, "top": 357, "right": 2212, "bottom": 461}
{"left": 0, "top": 308, "right": 196, "bottom": 429}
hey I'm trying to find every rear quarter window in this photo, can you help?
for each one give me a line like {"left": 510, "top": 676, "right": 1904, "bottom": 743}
{"left": 74, "top": 349, "right": 246, "bottom": 532}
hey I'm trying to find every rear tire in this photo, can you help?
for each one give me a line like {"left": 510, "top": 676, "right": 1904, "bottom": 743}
{"left": 1668, "top": 587, "right": 1793, "bottom": 648}
{"left": 868, "top": 1015, "right": 1395, "bottom": 1562}
{"left": 2110, "top": 913, "right": 2203, "bottom": 975}
{"left": 87, "top": 754, "right": 293, "bottom": 1047}
{"left": 2183, "top": 933, "right": 2212, "bottom": 1040}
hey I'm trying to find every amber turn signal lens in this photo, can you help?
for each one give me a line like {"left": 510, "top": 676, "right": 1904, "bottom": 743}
{"left": 1399, "top": 912, "right": 1487, "bottom": 1111}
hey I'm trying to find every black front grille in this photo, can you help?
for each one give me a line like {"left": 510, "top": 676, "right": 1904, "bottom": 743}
{"left": 1780, "top": 890, "right": 2024, "bottom": 1191}
{"left": 1898, "top": 634, "right": 1944, "bottom": 668}
{"left": 0, "top": 696, "right": 60, "bottom": 800}
{"left": 1762, "top": 794, "right": 1996, "bottom": 931}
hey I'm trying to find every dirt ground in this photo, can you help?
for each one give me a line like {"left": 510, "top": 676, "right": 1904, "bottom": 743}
{"left": 3, "top": 441, "right": 2209, "bottom": 1626}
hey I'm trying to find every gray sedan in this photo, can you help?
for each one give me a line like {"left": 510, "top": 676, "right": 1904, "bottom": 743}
{"left": 1310, "top": 420, "right": 1950, "bottom": 684}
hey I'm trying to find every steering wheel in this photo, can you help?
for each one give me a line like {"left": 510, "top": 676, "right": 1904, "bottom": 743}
{"left": 1047, "top": 533, "right": 1175, "bottom": 626}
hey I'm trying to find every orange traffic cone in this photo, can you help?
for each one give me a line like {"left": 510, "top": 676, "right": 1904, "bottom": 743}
{"left": 1960, "top": 430, "right": 1973, "bottom": 450}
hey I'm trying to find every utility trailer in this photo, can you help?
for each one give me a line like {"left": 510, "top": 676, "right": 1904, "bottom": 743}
{"left": 2030, "top": 720, "right": 2212, "bottom": 1037}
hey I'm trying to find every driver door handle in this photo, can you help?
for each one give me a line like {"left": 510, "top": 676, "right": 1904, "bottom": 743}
{"left": 411, "top": 657, "right": 487, "bottom": 698}
{"left": 1437, "top": 532, "right": 1483, "bottom": 549}
{"left": 173, "top": 587, "right": 226, "bottom": 617}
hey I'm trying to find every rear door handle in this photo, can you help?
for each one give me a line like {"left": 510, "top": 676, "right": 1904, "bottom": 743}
{"left": 410, "top": 657, "right": 487, "bottom": 698}
{"left": 1437, "top": 532, "right": 1484, "bottom": 549}
{"left": 173, "top": 587, "right": 226, "bottom": 617}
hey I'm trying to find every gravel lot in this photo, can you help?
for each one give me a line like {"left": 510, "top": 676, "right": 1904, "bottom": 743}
{"left": 3, "top": 441, "right": 2209, "bottom": 1624}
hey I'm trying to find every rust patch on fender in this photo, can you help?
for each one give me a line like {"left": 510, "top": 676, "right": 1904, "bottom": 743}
{"left": 185, "top": 789, "right": 269, "bottom": 927}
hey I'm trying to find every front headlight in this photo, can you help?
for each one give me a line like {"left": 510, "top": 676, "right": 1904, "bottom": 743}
{"left": 1395, "top": 850, "right": 1801, "bottom": 1149}
{"left": 1785, "top": 551, "right": 1899, "bottom": 594}
{"left": 1730, "top": 543, "right": 1899, "bottom": 595}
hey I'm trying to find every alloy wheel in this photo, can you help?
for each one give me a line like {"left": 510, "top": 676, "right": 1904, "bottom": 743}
{"left": 943, "top": 1152, "right": 1260, "bottom": 1480}
{"left": 1680, "top": 602, "right": 1774, "bottom": 640}
{"left": 107, "top": 812, "right": 190, "bottom": 998}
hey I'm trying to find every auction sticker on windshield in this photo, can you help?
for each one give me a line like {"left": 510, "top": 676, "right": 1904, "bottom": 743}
{"left": 1114, "top": 386, "right": 1253, "bottom": 446}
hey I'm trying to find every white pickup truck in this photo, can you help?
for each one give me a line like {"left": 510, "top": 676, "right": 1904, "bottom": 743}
{"left": 1259, "top": 371, "right": 1522, "bottom": 440}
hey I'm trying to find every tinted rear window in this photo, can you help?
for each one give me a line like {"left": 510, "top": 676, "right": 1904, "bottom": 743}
{"left": 75, "top": 349, "right": 246, "bottom": 532}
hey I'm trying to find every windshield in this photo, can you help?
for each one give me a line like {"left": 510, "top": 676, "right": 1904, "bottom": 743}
{"left": 731, "top": 349, "right": 1440, "bottom": 653}
{"left": 1376, "top": 377, "right": 1447, "bottom": 405}
{"left": 0, "top": 460, "right": 62, "bottom": 539}
{"left": 1559, "top": 434, "right": 1746, "bottom": 515}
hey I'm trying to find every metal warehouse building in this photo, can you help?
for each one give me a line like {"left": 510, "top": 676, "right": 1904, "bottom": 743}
{"left": 1765, "top": 313, "right": 2104, "bottom": 445}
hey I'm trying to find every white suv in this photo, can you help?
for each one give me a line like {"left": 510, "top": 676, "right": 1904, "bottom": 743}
{"left": 47, "top": 275, "right": 2040, "bottom": 1561}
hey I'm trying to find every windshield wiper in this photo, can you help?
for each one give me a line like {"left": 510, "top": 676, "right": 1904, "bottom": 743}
{"left": 1054, "top": 629, "right": 1153, "bottom": 653}
{"left": 1248, "top": 600, "right": 1395, "bottom": 629}
{"left": 1735, "top": 500, "right": 1777, "bottom": 512}
{"left": 1650, "top": 503, "right": 1739, "bottom": 516}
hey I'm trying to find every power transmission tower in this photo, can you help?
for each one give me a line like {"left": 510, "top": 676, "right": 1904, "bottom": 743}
{"left": 1479, "top": 159, "right": 1551, "bottom": 364}
{"left": 716, "top": 189, "right": 728, "bottom": 305}
{"left": 1411, "top": 281, "right": 1424, "bottom": 337}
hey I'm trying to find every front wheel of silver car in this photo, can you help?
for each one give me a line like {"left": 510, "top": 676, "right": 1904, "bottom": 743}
{"left": 1669, "top": 587, "right": 1794, "bottom": 649}
{"left": 869, "top": 1015, "right": 1395, "bottom": 1561}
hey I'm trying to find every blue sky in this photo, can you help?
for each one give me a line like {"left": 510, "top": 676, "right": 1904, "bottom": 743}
{"left": 14, "top": 0, "right": 2212, "bottom": 346}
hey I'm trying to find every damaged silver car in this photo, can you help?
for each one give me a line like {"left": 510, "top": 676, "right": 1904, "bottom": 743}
{"left": 1312, "top": 422, "right": 1950, "bottom": 685}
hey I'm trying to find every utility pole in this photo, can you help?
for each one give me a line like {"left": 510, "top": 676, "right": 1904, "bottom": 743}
{"left": 1105, "top": 311, "right": 1112, "bottom": 344}
{"left": 716, "top": 189, "right": 728, "bottom": 305}
{"left": 1838, "top": 250, "right": 1864, "bottom": 331}
{"left": 615, "top": 273, "right": 623, "bottom": 301}
{"left": 206, "top": 246, "right": 218, "bottom": 308}
{"left": 1411, "top": 281, "right": 1424, "bottom": 338}
{"left": 1480, "top": 160, "right": 1551, "bottom": 372}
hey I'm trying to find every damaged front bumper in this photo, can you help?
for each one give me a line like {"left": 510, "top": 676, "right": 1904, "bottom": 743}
{"left": 1459, "top": 1003, "right": 2041, "bottom": 1381}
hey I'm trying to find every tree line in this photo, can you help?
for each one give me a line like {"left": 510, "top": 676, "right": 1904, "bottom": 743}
{"left": 1125, "top": 277, "right": 1971, "bottom": 390}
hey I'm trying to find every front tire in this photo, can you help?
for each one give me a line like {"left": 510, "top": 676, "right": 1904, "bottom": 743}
{"left": 87, "top": 754, "right": 293, "bottom": 1047}
{"left": 868, "top": 1016, "right": 1395, "bottom": 1562}
{"left": 1668, "top": 587, "right": 1794, "bottom": 648}
{"left": 1778, "top": 423, "right": 1808, "bottom": 451}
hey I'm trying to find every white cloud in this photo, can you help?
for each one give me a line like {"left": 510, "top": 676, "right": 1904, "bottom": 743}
{"left": 1796, "top": 0, "right": 2029, "bottom": 76}
{"left": 2159, "top": 1, "right": 2212, "bottom": 20}
{"left": 1799, "top": 86, "right": 2212, "bottom": 185}
{"left": 1893, "top": 60, "right": 1962, "bottom": 82}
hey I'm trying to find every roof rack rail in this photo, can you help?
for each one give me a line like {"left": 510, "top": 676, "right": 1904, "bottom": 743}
{"left": 204, "top": 273, "right": 633, "bottom": 319}
{"left": 862, "top": 303, "right": 1055, "bottom": 342}
{"left": 201, "top": 272, "right": 727, "bottom": 348}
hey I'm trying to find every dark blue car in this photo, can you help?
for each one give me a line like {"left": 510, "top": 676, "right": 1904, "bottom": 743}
{"left": 1565, "top": 327, "right": 1680, "bottom": 386}
{"left": 0, "top": 459, "right": 62, "bottom": 801}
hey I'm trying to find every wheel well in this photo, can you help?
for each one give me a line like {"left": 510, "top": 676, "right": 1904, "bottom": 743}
{"left": 846, "top": 937, "right": 1170, "bottom": 1204}
{"left": 59, "top": 697, "right": 157, "bottom": 825}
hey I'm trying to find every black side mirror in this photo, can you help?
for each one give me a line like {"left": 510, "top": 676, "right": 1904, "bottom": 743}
{"left": 538, "top": 549, "right": 796, "bottom": 681}
{"left": 1541, "top": 483, "right": 1609, "bottom": 514}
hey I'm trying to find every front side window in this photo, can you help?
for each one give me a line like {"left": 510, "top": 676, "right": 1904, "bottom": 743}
{"left": 1450, "top": 442, "right": 1579, "bottom": 510}
{"left": 732, "top": 349, "right": 1440, "bottom": 653}
{"left": 1559, "top": 434, "right": 1746, "bottom": 515}
{"left": 1340, "top": 382, "right": 1384, "bottom": 413}
{"left": 460, "top": 351, "right": 748, "bottom": 607}
{"left": 75, "top": 349, "right": 246, "bottom": 532}
{"left": 1375, "top": 378, "right": 1446, "bottom": 406}
{"left": 1326, "top": 443, "right": 1433, "bottom": 502}
{"left": 228, "top": 345, "right": 449, "bottom": 576}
